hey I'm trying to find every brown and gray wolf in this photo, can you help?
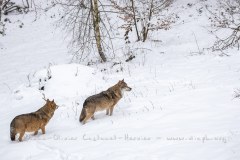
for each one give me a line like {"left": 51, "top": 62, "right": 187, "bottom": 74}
{"left": 10, "top": 97, "right": 58, "bottom": 142}
{"left": 79, "top": 79, "right": 132, "bottom": 124}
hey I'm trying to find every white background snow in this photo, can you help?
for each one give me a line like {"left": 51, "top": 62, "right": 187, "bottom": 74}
{"left": 0, "top": 0, "right": 240, "bottom": 159}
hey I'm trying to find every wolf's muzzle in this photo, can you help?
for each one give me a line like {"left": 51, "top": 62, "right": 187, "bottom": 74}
{"left": 127, "top": 87, "right": 132, "bottom": 91}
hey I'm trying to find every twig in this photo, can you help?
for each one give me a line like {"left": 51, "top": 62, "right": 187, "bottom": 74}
{"left": 192, "top": 31, "right": 202, "bottom": 54}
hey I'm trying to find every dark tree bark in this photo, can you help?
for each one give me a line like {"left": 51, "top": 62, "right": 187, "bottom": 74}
{"left": 130, "top": 0, "right": 140, "bottom": 41}
{"left": 0, "top": 0, "right": 3, "bottom": 21}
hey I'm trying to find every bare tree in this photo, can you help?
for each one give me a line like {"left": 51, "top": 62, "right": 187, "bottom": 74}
{"left": 110, "top": 0, "right": 174, "bottom": 42}
{"left": 1, "top": 0, "right": 31, "bottom": 15}
{"left": 207, "top": 0, "right": 240, "bottom": 52}
{"left": 129, "top": 0, "right": 140, "bottom": 41}
{"left": 0, "top": 0, "right": 6, "bottom": 35}
{"left": 0, "top": 0, "right": 3, "bottom": 21}
{"left": 54, "top": 0, "right": 116, "bottom": 62}
{"left": 0, "top": 0, "right": 35, "bottom": 36}
{"left": 91, "top": 0, "right": 106, "bottom": 62}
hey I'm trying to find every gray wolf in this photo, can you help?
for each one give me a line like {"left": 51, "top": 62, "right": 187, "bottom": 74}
{"left": 79, "top": 79, "right": 131, "bottom": 124}
{"left": 10, "top": 97, "right": 58, "bottom": 142}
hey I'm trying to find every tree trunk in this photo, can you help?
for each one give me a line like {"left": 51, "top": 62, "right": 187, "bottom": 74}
{"left": 91, "top": 0, "right": 107, "bottom": 62}
{"left": 131, "top": 0, "right": 140, "bottom": 41}
{"left": 0, "top": 0, "right": 3, "bottom": 21}
{"left": 142, "top": 0, "right": 154, "bottom": 42}
{"left": 142, "top": 27, "right": 147, "bottom": 42}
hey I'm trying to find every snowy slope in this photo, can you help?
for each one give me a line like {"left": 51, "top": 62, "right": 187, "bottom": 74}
{"left": 0, "top": 0, "right": 240, "bottom": 160}
{"left": 0, "top": 9, "right": 70, "bottom": 101}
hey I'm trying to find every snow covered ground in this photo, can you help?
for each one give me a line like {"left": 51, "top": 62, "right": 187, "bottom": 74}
{"left": 0, "top": 0, "right": 240, "bottom": 160}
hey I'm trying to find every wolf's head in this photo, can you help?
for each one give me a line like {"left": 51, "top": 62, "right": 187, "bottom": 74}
{"left": 46, "top": 99, "right": 58, "bottom": 111}
{"left": 118, "top": 79, "right": 132, "bottom": 92}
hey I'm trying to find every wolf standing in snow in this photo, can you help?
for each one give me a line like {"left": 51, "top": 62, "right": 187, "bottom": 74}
{"left": 79, "top": 79, "right": 132, "bottom": 124}
{"left": 10, "top": 97, "right": 58, "bottom": 142}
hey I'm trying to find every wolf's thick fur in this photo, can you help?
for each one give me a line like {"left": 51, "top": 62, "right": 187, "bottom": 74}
{"left": 79, "top": 79, "right": 131, "bottom": 124}
{"left": 10, "top": 99, "right": 58, "bottom": 142}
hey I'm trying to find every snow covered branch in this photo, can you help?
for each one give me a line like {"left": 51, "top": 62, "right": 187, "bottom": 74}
{"left": 110, "top": 0, "right": 175, "bottom": 42}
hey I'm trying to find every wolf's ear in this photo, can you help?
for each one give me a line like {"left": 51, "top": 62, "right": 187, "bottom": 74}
{"left": 47, "top": 99, "right": 50, "bottom": 102}
{"left": 119, "top": 79, "right": 124, "bottom": 83}
{"left": 52, "top": 99, "right": 54, "bottom": 103}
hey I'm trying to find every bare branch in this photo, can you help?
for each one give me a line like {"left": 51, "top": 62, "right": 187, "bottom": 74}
{"left": 206, "top": 0, "right": 240, "bottom": 52}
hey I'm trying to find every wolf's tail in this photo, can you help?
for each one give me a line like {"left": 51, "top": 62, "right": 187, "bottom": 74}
{"left": 79, "top": 107, "right": 86, "bottom": 123}
{"left": 10, "top": 120, "right": 16, "bottom": 141}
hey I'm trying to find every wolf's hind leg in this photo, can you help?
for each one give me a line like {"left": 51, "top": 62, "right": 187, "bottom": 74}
{"left": 82, "top": 112, "right": 94, "bottom": 124}
{"left": 91, "top": 115, "right": 95, "bottom": 120}
{"left": 19, "top": 131, "right": 25, "bottom": 142}
{"left": 106, "top": 109, "right": 109, "bottom": 115}
{"left": 34, "top": 130, "right": 38, "bottom": 135}
{"left": 41, "top": 126, "right": 45, "bottom": 134}
{"left": 10, "top": 129, "right": 16, "bottom": 141}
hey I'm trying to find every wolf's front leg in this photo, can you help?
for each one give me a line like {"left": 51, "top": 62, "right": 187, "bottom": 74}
{"left": 41, "top": 126, "right": 45, "bottom": 134}
{"left": 109, "top": 107, "right": 114, "bottom": 116}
